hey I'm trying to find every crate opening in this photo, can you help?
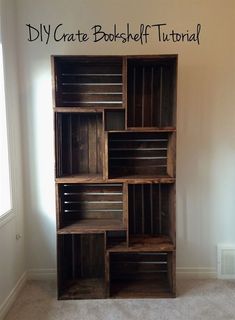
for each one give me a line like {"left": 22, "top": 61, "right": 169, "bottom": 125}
{"left": 58, "top": 233, "right": 105, "bottom": 299}
{"left": 59, "top": 183, "right": 124, "bottom": 231}
{"left": 109, "top": 251, "right": 174, "bottom": 298}
{"left": 55, "top": 113, "right": 103, "bottom": 179}
{"left": 108, "top": 131, "right": 175, "bottom": 179}
{"left": 127, "top": 57, "right": 177, "bottom": 128}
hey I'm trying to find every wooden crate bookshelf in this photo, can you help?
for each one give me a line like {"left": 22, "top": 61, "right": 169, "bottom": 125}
{"left": 53, "top": 55, "right": 177, "bottom": 299}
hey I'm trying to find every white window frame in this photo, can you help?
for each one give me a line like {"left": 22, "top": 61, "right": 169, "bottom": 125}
{"left": 0, "top": 34, "right": 13, "bottom": 227}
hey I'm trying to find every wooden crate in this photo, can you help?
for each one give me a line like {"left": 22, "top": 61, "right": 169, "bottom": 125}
{"left": 108, "top": 131, "right": 176, "bottom": 179}
{"left": 109, "top": 251, "right": 176, "bottom": 298}
{"left": 53, "top": 56, "right": 123, "bottom": 108}
{"left": 127, "top": 57, "right": 177, "bottom": 129}
{"left": 57, "top": 233, "right": 106, "bottom": 299}
{"left": 55, "top": 113, "right": 103, "bottom": 180}
{"left": 128, "top": 183, "right": 175, "bottom": 245}
{"left": 56, "top": 183, "right": 126, "bottom": 233}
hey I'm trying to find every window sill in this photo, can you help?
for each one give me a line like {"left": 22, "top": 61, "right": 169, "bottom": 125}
{"left": 0, "top": 209, "right": 15, "bottom": 228}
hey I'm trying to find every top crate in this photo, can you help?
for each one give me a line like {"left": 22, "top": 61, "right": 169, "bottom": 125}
{"left": 53, "top": 56, "right": 177, "bottom": 129}
{"left": 53, "top": 56, "right": 124, "bottom": 108}
{"left": 127, "top": 57, "right": 177, "bottom": 129}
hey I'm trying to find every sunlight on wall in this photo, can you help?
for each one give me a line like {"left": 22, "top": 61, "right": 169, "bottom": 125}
{"left": 0, "top": 43, "right": 12, "bottom": 217}
{"left": 33, "top": 68, "right": 55, "bottom": 223}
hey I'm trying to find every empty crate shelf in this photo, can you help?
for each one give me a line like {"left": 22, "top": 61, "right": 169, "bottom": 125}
{"left": 54, "top": 57, "right": 123, "bottom": 108}
{"left": 55, "top": 113, "right": 103, "bottom": 180}
{"left": 127, "top": 57, "right": 177, "bottom": 128}
{"left": 128, "top": 184, "right": 175, "bottom": 247}
{"left": 104, "top": 109, "right": 125, "bottom": 131}
{"left": 58, "top": 233, "right": 105, "bottom": 299}
{"left": 57, "top": 183, "right": 125, "bottom": 232}
{"left": 108, "top": 131, "right": 175, "bottom": 179}
{"left": 109, "top": 251, "right": 175, "bottom": 298}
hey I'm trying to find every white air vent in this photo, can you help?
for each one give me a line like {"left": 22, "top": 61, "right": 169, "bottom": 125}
{"left": 217, "top": 244, "right": 235, "bottom": 279}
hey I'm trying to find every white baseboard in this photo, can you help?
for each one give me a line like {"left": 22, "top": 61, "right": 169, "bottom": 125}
{"left": 176, "top": 267, "right": 217, "bottom": 279}
{"left": 27, "top": 268, "right": 56, "bottom": 280}
{"left": 26, "top": 267, "right": 216, "bottom": 281}
{"left": 0, "top": 272, "right": 27, "bottom": 320}
{"left": 0, "top": 266, "right": 217, "bottom": 320}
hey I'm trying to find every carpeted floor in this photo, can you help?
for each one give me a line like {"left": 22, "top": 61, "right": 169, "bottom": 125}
{"left": 4, "top": 279, "right": 235, "bottom": 320}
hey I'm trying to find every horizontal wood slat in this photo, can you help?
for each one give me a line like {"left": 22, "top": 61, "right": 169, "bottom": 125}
{"left": 108, "top": 132, "right": 173, "bottom": 178}
{"left": 55, "top": 57, "right": 123, "bottom": 108}
{"left": 58, "top": 184, "right": 124, "bottom": 231}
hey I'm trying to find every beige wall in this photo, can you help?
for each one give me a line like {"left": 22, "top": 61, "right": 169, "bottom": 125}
{"left": 0, "top": 0, "right": 25, "bottom": 315}
{"left": 15, "top": 0, "right": 235, "bottom": 276}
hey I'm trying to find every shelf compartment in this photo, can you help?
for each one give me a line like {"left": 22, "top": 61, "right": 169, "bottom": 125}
{"left": 128, "top": 184, "right": 175, "bottom": 245}
{"left": 127, "top": 56, "right": 177, "bottom": 128}
{"left": 106, "top": 230, "right": 127, "bottom": 250}
{"left": 54, "top": 56, "right": 123, "bottom": 108}
{"left": 104, "top": 109, "right": 125, "bottom": 131}
{"left": 55, "top": 113, "right": 103, "bottom": 178}
{"left": 109, "top": 251, "right": 175, "bottom": 298}
{"left": 108, "top": 131, "right": 175, "bottom": 179}
{"left": 58, "top": 233, "right": 105, "bottom": 299}
{"left": 57, "top": 183, "right": 125, "bottom": 232}
{"left": 107, "top": 235, "right": 174, "bottom": 252}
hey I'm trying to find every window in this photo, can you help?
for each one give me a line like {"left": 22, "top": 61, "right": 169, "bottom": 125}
{"left": 0, "top": 43, "right": 12, "bottom": 217}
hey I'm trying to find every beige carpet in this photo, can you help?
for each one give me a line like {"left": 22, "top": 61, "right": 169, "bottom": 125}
{"left": 4, "top": 279, "right": 235, "bottom": 320}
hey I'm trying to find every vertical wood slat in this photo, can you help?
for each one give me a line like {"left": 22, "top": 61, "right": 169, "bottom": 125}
{"left": 133, "top": 66, "right": 136, "bottom": 126}
{"left": 158, "top": 184, "right": 162, "bottom": 234}
{"left": 150, "top": 184, "right": 153, "bottom": 234}
{"left": 122, "top": 57, "right": 128, "bottom": 130}
{"left": 169, "top": 183, "right": 176, "bottom": 245}
{"left": 141, "top": 67, "right": 145, "bottom": 127}
{"left": 127, "top": 57, "right": 177, "bottom": 128}
{"left": 150, "top": 67, "right": 154, "bottom": 127}
{"left": 141, "top": 185, "right": 145, "bottom": 234}
{"left": 167, "top": 251, "right": 176, "bottom": 296}
{"left": 123, "top": 183, "right": 128, "bottom": 229}
{"left": 88, "top": 116, "right": 97, "bottom": 173}
{"left": 103, "top": 132, "right": 108, "bottom": 180}
{"left": 167, "top": 132, "right": 176, "bottom": 178}
{"left": 159, "top": 67, "right": 163, "bottom": 127}
{"left": 133, "top": 185, "right": 136, "bottom": 234}
{"left": 105, "top": 252, "right": 110, "bottom": 297}
{"left": 69, "top": 115, "right": 73, "bottom": 173}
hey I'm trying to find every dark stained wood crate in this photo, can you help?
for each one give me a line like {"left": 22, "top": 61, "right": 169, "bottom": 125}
{"left": 55, "top": 113, "right": 103, "bottom": 179}
{"left": 57, "top": 233, "right": 106, "bottom": 299}
{"left": 127, "top": 57, "right": 177, "bottom": 128}
{"left": 128, "top": 183, "right": 175, "bottom": 245}
{"left": 108, "top": 131, "right": 176, "bottom": 179}
{"left": 57, "top": 183, "right": 125, "bottom": 233}
{"left": 109, "top": 251, "right": 175, "bottom": 298}
{"left": 54, "top": 56, "right": 123, "bottom": 108}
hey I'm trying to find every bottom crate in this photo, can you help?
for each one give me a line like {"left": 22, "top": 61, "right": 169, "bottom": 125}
{"left": 109, "top": 251, "right": 175, "bottom": 298}
{"left": 57, "top": 233, "right": 106, "bottom": 299}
